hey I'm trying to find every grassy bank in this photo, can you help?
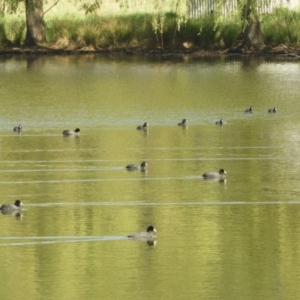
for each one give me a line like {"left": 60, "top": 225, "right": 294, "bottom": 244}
{"left": 0, "top": 8, "right": 300, "bottom": 51}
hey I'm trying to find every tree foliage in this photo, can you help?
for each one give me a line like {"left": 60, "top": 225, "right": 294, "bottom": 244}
{"left": 76, "top": 0, "right": 101, "bottom": 14}
{"left": 1, "top": 0, "right": 23, "bottom": 14}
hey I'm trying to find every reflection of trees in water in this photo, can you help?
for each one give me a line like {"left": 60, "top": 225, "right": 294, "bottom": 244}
{"left": 241, "top": 56, "right": 266, "bottom": 68}
{"left": 26, "top": 56, "right": 46, "bottom": 70}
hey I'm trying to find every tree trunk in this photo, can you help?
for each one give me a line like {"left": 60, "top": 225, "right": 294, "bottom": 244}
{"left": 243, "top": 15, "right": 265, "bottom": 51}
{"left": 25, "top": 0, "right": 46, "bottom": 46}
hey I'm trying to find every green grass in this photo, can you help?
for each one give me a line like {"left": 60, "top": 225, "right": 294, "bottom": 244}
{"left": 219, "top": 19, "right": 241, "bottom": 48}
{"left": 45, "top": 14, "right": 156, "bottom": 49}
{"left": 0, "top": 8, "right": 299, "bottom": 49}
{"left": 261, "top": 7, "right": 300, "bottom": 46}
{"left": 0, "top": 16, "right": 26, "bottom": 47}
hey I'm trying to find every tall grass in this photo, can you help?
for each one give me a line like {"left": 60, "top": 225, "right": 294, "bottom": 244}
{"left": 0, "top": 19, "right": 7, "bottom": 45}
{"left": 45, "top": 14, "right": 155, "bottom": 49}
{"left": 261, "top": 8, "right": 300, "bottom": 46}
{"left": 0, "top": 9, "right": 299, "bottom": 49}
{"left": 0, "top": 16, "right": 25, "bottom": 46}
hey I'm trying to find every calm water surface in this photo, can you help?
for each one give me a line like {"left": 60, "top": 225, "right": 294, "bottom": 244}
{"left": 0, "top": 55, "right": 300, "bottom": 300}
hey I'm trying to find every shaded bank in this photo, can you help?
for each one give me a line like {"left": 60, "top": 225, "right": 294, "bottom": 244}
{"left": 0, "top": 44, "right": 299, "bottom": 58}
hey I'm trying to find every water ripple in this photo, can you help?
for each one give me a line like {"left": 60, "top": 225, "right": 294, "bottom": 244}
{"left": 0, "top": 236, "right": 127, "bottom": 247}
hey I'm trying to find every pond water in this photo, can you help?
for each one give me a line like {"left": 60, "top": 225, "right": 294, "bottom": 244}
{"left": 0, "top": 54, "right": 300, "bottom": 300}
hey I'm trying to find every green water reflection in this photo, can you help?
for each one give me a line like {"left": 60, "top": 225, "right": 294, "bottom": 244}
{"left": 0, "top": 55, "right": 300, "bottom": 300}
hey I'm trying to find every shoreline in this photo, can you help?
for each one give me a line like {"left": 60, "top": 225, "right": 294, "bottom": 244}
{"left": 0, "top": 44, "right": 300, "bottom": 58}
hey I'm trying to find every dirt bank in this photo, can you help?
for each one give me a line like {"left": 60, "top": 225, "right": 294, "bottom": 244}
{"left": 0, "top": 44, "right": 299, "bottom": 58}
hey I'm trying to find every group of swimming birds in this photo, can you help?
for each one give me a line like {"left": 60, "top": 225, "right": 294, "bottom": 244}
{"left": 7, "top": 125, "right": 156, "bottom": 240}
{"left": 4, "top": 105, "right": 276, "bottom": 240}
{"left": 130, "top": 118, "right": 229, "bottom": 178}
{"left": 130, "top": 106, "right": 276, "bottom": 175}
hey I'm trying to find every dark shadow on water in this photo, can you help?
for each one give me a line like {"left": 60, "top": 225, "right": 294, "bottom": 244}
{"left": 127, "top": 236, "right": 157, "bottom": 246}
{"left": 203, "top": 177, "right": 227, "bottom": 183}
{"left": 1, "top": 210, "right": 23, "bottom": 218}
